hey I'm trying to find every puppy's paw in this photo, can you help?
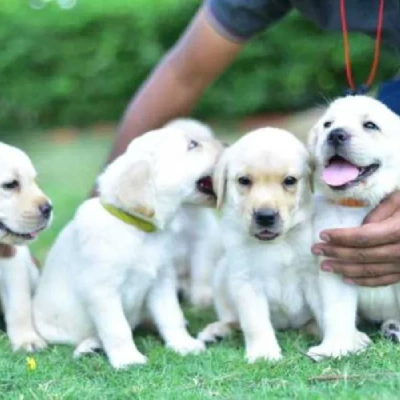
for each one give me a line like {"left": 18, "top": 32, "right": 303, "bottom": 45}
{"left": 198, "top": 321, "right": 232, "bottom": 343}
{"left": 190, "top": 286, "right": 213, "bottom": 309}
{"left": 109, "top": 349, "right": 148, "bottom": 370}
{"left": 10, "top": 330, "right": 47, "bottom": 353}
{"left": 73, "top": 337, "right": 102, "bottom": 358}
{"left": 381, "top": 319, "right": 400, "bottom": 343}
{"left": 167, "top": 336, "right": 205, "bottom": 356}
{"left": 307, "top": 330, "right": 371, "bottom": 361}
{"left": 245, "top": 342, "right": 283, "bottom": 363}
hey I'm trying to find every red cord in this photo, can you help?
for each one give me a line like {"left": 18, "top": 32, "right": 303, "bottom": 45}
{"left": 340, "top": 0, "right": 385, "bottom": 91}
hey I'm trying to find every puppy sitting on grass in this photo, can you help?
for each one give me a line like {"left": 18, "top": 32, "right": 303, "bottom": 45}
{"left": 33, "top": 126, "right": 223, "bottom": 369}
{"left": 307, "top": 95, "right": 400, "bottom": 360}
{"left": 0, "top": 142, "right": 52, "bottom": 352}
{"left": 198, "top": 128, "right": 316, "bottom": 363}
{"left": 165, "top": 118, "right": 223, "bottom": 309}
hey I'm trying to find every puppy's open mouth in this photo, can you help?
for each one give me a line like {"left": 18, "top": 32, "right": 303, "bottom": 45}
{"left": 196, "top": 176, "right": 216, "bottom": 197}
{"left": 322, "top": 155, "right": 380, "bottom": 190}
{"left": 0, "top": 221, "right": 45, "bottom": 241}
{"left": 255, "top": 230, "right": 279, "bottom": 242}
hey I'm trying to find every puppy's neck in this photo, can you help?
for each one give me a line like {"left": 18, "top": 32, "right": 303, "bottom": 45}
{"left": 101, "top": 201, "right": 158, "bottom": 233}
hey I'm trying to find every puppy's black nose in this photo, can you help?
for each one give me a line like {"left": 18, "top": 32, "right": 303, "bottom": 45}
{"left": 327, "top": 128, "right": 350, "bottom": 147}
{"left": 39, "top": 203, "right": 53, "bottom": 219}
{"left": 254, "top": 209, "right": 279, "bottom": 228}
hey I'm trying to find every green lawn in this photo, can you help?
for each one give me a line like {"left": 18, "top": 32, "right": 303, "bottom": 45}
{"left": 2, "top": 127, "right": 400, "bottom": 400}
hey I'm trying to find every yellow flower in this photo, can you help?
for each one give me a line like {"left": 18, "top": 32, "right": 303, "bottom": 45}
{"left": 26, "top": 357, "right": 37, "bottom": 371}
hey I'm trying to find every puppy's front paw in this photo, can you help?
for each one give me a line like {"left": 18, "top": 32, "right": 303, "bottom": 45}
{"left": 245, "top": 342, "right": 282, "bottom": 363}
{"left": 73, "top": 337, "right": 102, "bottom": 358}
{"left": 109, "top": 349, "right": 148, "bottom": 370}
{"left": 198, "top": 321, "right": 233, "bottom": 343}
{"left": 10, "top": 330, "right": 47, "bottom": 353}
{"left": 381, "top": 319, "right": 400, "bottom": 343}
{"left": 307, "top": 330, "right": 371, "bottom": 361}
{"left": 167, "top": 336, "right": 205, "bottom": 356}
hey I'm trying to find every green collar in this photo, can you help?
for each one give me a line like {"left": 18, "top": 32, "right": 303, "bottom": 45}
{"left": 101, "top": 202, "right": 157, "bottom": 233}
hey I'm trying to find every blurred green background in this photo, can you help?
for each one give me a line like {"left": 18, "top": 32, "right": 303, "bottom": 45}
{"left": 1, "top": 0, "right": 399, "bottom": 132}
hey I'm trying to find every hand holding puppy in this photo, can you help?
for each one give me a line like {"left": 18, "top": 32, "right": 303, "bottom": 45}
{"left": 313, "top": 191, "right": 400, "bottom": 287}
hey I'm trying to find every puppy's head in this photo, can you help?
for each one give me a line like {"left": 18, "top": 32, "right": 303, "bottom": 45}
{"left": 0, "top": 143, "right": 52, "bottom": 245}
{"left": 164, "top": 118, "right": 224, "bottom": 207}
{"left": 98, "top": 124, "right": 223, "bottom": 229}
{"left": 214, "top": 128, "right": 312, "bottom": 242}
{"left": 309, "top": 95, "right": 400, "bottom": 205}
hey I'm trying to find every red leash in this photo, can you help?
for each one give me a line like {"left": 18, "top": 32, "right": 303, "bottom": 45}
{"left": 340, "top": 0, "right": 385, "bottom": 92}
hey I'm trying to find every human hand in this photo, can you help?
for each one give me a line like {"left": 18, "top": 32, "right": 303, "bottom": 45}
{"left": 312, "top": 192, "right": 400, "bottom": 287}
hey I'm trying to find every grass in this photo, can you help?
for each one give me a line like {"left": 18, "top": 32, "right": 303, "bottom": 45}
{"left": 2, "top": 126, "right": 400, "bottom": 399}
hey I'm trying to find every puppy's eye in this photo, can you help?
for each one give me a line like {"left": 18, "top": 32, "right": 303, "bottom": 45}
{"left": 237, "top": 176, "right": 252, "bottom": 186}
{"left": 363, "top": 121, "right": 380, "bottom": 131}
{"left": 188, "top": 140, "right": 199, "bottom": 150}
{"left": 2, "top": 180, "right": 19, "bottom": 190}
{"left": 323, "top": 121, "right": 333, "bottom": 129}
{"left": 283, "top": 176, "right": 298, "bottom": 187}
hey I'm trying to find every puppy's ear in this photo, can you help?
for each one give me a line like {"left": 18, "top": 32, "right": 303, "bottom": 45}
{"left": 117, "top": 160, "right": 155, "bottom": 219}
{"left": 213, "top": 151, "right": 229, "bottom": 209}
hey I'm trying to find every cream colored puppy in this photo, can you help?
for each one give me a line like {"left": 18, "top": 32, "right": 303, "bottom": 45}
{"left": 0, "top": 142, "right": 52, "bottom": 351}
{"left": 307, "top": 95, "right": 400, "bottom": 361}
{"left": 198, "top": 128, "right": 316, "bottom": 362}
{"left": 165, "top": 119, "right": 223, "bottom": 308}
{"left": 33, "top": 126, "right": 223, "bottom": 369}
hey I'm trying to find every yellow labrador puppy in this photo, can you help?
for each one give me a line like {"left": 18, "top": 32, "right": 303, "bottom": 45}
{"left": 307, "top": 95, "right": 400, "bottom": 360}
{"left": 0, "top": 142, "right": 52, "bottom": 351}
{"left": 165, "top": 118, "right": 223, "bottom": 308}
{"left": 198, "top": 128, "right": 316, "bottom": 362}
{"left": 33, "top": 126, "right": 223, "bottom": 369}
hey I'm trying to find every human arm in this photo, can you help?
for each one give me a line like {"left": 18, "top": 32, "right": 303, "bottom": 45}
{"left": 107, "top": 5, "right": 243, "bottom": 164}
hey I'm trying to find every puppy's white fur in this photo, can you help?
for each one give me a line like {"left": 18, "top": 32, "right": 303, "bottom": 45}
{"left": 198, "top": 128, "right": 316, "bottom": 362}
{"left": 307, "top": 95, "right": 400, "bottom": 360}
{"left": 0, "top": 142, "right": 51, "bottom": 352}
{"left": 33, "top": 126, "right": 222, "bottom": 369}
{"left": 165, "top": 119, "right": 222, "bottom": 308}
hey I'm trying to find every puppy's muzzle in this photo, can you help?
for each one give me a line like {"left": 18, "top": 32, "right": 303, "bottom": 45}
{"left": 327, "top": 128, "right": 350, "bottom": 148}
{"left": 254, "top": 208, "right": 280, "bottom": 228}
{"left": 251, "top": 208, "right": 282, "bottom": 241}
{"left": 39, "top": 202, "right": 53, "bottom": 220}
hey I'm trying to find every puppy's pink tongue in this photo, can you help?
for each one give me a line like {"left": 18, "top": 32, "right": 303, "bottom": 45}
{"left": 322, "top": 159, "right": 359, "bottom": 186}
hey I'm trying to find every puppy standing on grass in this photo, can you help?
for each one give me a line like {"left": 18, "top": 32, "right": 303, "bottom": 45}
{"left": 0, "top": 142, "right": 52, "bottom": 352}
{"left": 307, "top": 95, "right": 400, "bottom": 360}
{"left": 33, "top": 126, "right": 223, "bottom": 369}
{"left": 165, "top": 118, "right": 223, "bottom": 308}
{"left": 198, "top": 128, "right": 316, "bottom": 362}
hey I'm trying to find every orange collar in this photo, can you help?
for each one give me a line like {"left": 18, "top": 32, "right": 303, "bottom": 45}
{"left": 331, "top": 198, "right": 369, "bottom": 208}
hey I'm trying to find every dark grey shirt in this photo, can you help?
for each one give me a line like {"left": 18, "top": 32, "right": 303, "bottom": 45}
{"left": 206, "top": 0, "right": 400, "bottom": 50}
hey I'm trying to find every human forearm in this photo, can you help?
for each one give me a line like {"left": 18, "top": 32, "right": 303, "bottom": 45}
{"left": 108, "top": 53, "right": 207, "bottom": 164}
{"left": 107, "top": 6, "right": 242, "bottom": 164}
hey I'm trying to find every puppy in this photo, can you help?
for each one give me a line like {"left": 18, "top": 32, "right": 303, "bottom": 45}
{"left": 198, "top": 128, "right": 316, "bottom": 362}
{"left": 33, "top": 126, "right": 223, "bottom": 369}
{"left": 307, "top": 95, "right": 400, "bottom": 360}
{"left": 165, "top": 119, "right": 223, "bottom": 308}
{"left": 0, "top": 142, "right": 52, "bottom": 351}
